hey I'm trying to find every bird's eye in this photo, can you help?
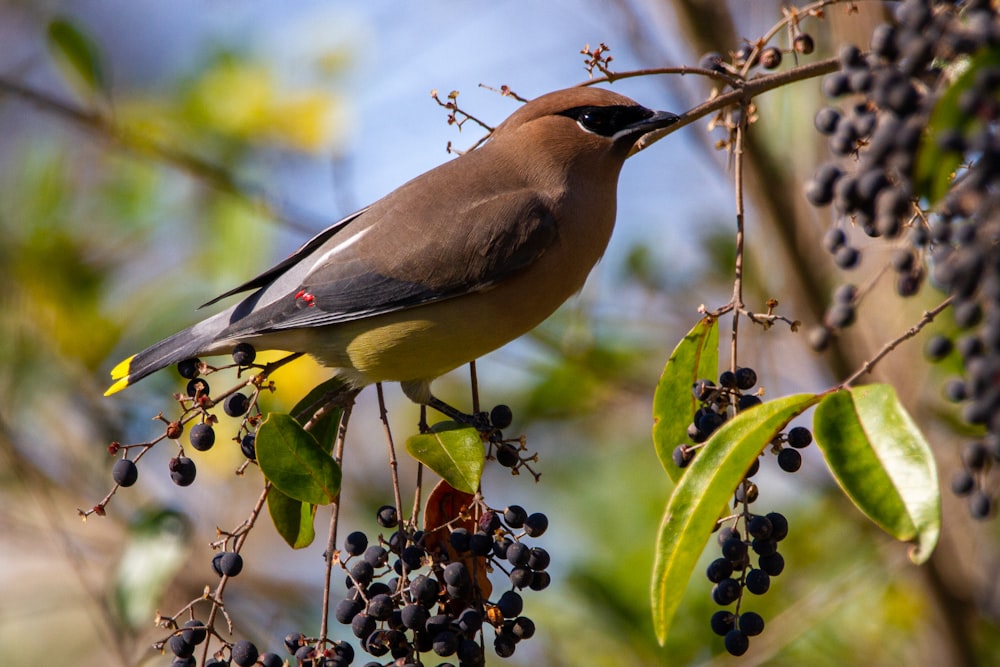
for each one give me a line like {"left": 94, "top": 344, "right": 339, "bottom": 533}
{"left": 558, "top": 105, "right": 654, "bottom": 137}
{"left": 578, "top": 109, "right": 616, "bottom": 135}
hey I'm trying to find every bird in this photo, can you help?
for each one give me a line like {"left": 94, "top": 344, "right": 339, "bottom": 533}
{"left": 105, "top": 86, "right": 679, "bottom": 420}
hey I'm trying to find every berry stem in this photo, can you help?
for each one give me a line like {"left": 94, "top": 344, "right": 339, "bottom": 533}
{"left": 730, "top": 100, "right": 749, "bottom": 376}
{"left": 375, "top": 383, "right": 410, "bottom": 581}
{"left": 202, "top": 483, "right": 271, "bottom": 665}
{"left": 318, "top": 401, "right": 353, "bottom": 646}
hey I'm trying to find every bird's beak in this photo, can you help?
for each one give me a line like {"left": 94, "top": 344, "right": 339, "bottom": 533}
{"left": 624, "top": 110, "right": 682, "bottom": 156}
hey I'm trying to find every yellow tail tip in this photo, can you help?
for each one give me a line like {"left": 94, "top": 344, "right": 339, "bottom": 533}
{"left": 104, "top": 355, "right": 136, "bottom": 396}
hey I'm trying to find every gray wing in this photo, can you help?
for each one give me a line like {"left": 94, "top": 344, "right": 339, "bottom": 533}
{"left": 215, "top": 191, "right": 557, "bottom": 339}
{"left": 200, "top": 207, "right": 369, "bottom": 308}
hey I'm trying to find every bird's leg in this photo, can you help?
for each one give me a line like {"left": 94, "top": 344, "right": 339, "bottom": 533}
{"left": 426, "top": 395, "right": 492, "bottom": 432}
{"left": 401, "top": 380, "right": 492, "bottom": 433}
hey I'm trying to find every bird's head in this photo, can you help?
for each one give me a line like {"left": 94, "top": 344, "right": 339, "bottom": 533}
{"left": 489, "top": 87, "right": 679, "bottom": 167}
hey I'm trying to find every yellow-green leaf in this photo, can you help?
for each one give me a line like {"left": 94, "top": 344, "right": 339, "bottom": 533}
{"left": 290, "top": 376, "right": 348, "bottom": 453}
{"left": 813, "top": 385, "right": 940, "bottom": 563}
{"left": 256, "top": 413, "right": 341, "bottom": 506}
{"left": 651, "top": 393, "right": 819, "bottom": 645}
{"left": 652, "top": 317, "right": 719, "bottom": 479}
{"left": 405, "top": 422, "right": 484, "bottom": 494}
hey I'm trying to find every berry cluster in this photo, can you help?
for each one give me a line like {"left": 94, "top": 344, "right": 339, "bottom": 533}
{"left": 668, "top": 365, "right": 813, "bottom": 655}
{"left": 707, "top": 510, "right": 789, "bottom": 656}
{"left": 324, "top": 503, "right": 549, "bottom": 666}
{"left": 804, "top": 0, "right": 1000, "bottom": 518}
{"left": 105, "top": 343, "right": 264, "bottom": 497}
{"left": 673, "top": 366, "right": 813, "bottom": 476}
{"left": 164, "top": 617, "right": 296, "bottom": 667}
{"left": 672, "top": 367, "right": 762, "bottom": 470}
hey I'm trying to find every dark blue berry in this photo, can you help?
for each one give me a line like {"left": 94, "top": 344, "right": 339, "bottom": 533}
{"left": 766, "top": 512, "right": 789, "bottom": 541}
{"left": 745, "top": 568, "right": 770, "bottom": 595}
{"left": 376, "top": 505, "right": 398, "bottom": 528}
{"left": 734, "top": 367, "right": 757, "bottom": 390}
{"left": 787, "top": 427, "right": 813, "bottom": 448}
{"left": 706, "top": 558, "right": 734, "bottom": 583}
{"left": 510, "top": 567, "right": 534, "bottom": 589}
{"left": 169, "top": 457, "right": 196, "bottom": 486}
{"left": 231, "top": 342, "right": 256, "bottom": 366}
{"left": 724, "top": 629, "right": 750, "bottom": 656}
{"left": 739, "top": 611, "right": 765, "bottom": 636}
{"left": 721, "top": 538, "right": 748, "bottom": 562}
{"left": 177, "top": 358, "right": 201, "bottom": 379}
{"left": 506, "top": 541, "right": 530, "bottom": 567}
{"left": 712, "top": 578, "right": 741, "bottom": 605}
{"left": 777, "top": 448, "right": 802, "bottom": 472}
{"left": 711, "top": 610, "right": 736, "bottom": 636}
{"left": 673, "top": 444, "right": 695, "bottom": 468}
{"left": 504, "top": 505, "right": 527, "bottom": 528}
{"left": 189, "top": 423, "right": 215, "bottom": 451}
{"left": 497, "top": 590, "right": 523, "bottom": 618}
{"left": 351, "top": 612, "right": 375, "bottom": 639}
{"left": 367, "top": 593, "right": 393, "bottom": 621}
{"left": 230, "top": 640, "right": 258, "bottom": 667}
{"left": 185, "top": 378, "right": 210, "bottom": 399}
{"left": 223, "top": 392, "right": 250, "bottom": 417}
{"left": 523, "top": 512, "right": 548, "bottom": 537}
{"left": 529, "top": 570, "right": 552, "bottom": 591}
{"left": 181, "top": 620, "right": 206, "bottom": 646}
{"left": 490, "top": 404, "right": 513, "bottom": 429}
{"left": 215, "top": 552, "right": 243, "bottom": 577}
{"left": 240, "top": 434, "right": 256, "bottom": 460}
{"left": 335, "top": 597, "right": 363, "bottom": 624}
{"left": 748, "top": 515, "right": 773, "bottom": 540}
{"left": 112, "top": 458, "right": 138, "bottom": 487}
{"left": 528, "top": 546, "right": 550, "bottom": 571}
{"left": 496, "top": 442, "right": 519, "bottom": 467}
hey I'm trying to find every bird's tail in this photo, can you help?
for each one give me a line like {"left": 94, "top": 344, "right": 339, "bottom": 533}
{"left": 105, "top": 312, "right": 230, "bottom": 396}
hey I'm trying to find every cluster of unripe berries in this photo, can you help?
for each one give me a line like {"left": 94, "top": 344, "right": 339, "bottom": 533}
{"left": 327, "top": 503, "right": 549, "bottom": 666}
{"left": 805, "top": 0, "right": 1000, "bottom": 519}
{"left": 110, "top": 343, "right": 261, "bottom": 491}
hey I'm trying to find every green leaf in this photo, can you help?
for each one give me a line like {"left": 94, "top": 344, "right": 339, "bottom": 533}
{"left": 266, "top": 486, "right": 317, "bottom": 549}
{"left": 404, "top": 422, "right": 484, "bottom": 494}
{"left": 652, "top": 317, "right": 719, "bottom": 479}
{"left": 256, "top": 413, "right": 341, "bottom": 506}
{"left": 651, "top": 393, "right": 820, "bottom": 645}
{"left": 290, "top": 376, "right": 348, "bottom": 453}
{"left": 46, "top": 18, "right": 107, "bottom": 95}
{"left": 813, "top": 385, "right": 940, "bottom": 563}
{"left": 915, "top": 46, "right": 1000, "bottom": 204}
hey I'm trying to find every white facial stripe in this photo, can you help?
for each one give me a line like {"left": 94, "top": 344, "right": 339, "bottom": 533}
{"left": 308, "top": 226, "right": 371, "bottom": 275}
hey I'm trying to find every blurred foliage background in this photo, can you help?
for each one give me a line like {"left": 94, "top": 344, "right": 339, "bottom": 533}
{"left": 0, "top": 1, "right": 998, "bottom": 666}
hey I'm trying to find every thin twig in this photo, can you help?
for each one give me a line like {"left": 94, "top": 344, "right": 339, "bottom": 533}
{"left": 375, "top": 383, "right": 408, "bottom": 581}
{"left": 201, "top": 483, "right": 271, "bottom": 664}
{"left": 730, "top": 103, "right": 749, "bottom": 374}
{"left": 319, "top": 401, "right": 353, "bottom": 644}
{"left": 839, "top": 296, "right": 955, "bottom": 388}
{"left": 633, "top": 56, "right": 841, "bottom": 151}
{"left": 469, "top": 360, "right": 481, "bottom": 415}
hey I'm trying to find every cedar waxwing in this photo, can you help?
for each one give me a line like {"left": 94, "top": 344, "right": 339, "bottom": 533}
{"left": 105, "top": 87, "right": 679, "bottom": 416}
